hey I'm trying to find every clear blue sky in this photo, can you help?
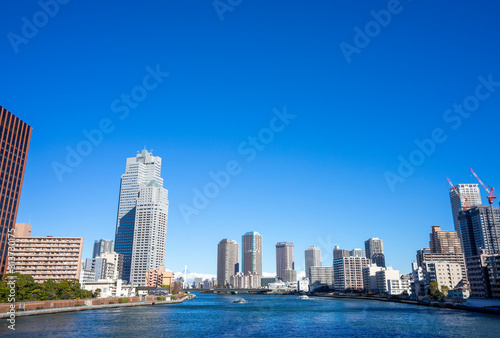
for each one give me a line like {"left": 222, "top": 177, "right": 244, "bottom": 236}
{"left": 2, "top": 0, "right": 500, "bottom": 277}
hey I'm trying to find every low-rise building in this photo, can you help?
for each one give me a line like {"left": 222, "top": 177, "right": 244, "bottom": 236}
{"left": 83, "top": 279, "right": 136, "bottom": 298}
{"left": 448, "top": 287, "right": 470, "bottom": 300}
{"left": 363, "top": 264, "right": 408, "bottom": 295}
{"left": 297, "top": 277, "right": 309, "bottom": 292}
{"left": 145, "top": 266, "right": 175, "bottom": 289}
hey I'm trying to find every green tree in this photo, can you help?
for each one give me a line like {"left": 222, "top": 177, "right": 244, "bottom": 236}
{"left": 429, "top": 281, "right": 443, "bottom": 299}
{"left": 441, "top": 285, "right": 449, "bottom": 297}
{"left": 93, "top": 288, "right": 102, "bottom": 298}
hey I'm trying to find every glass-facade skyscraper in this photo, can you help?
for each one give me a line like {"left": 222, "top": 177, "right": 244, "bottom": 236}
{"left": 0, "top": 106, "right": 32, "bottom": 274}
{"left": 114, "top": 149, "right": 167, "bottom": 283}
{"left": 242, "top": 231, "right": 262, "bottom": 276}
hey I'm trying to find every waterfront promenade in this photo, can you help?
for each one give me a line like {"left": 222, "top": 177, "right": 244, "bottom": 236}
{"left": 0, "top": 294, "right": 194, "bottom": 319}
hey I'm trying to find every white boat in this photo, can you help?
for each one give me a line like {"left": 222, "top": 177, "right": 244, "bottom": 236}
{"left": 233, "top": 298, "right": 247, "bottom": 304}
{"left": 298, "top": 295, "right": 310, "bottom": 300}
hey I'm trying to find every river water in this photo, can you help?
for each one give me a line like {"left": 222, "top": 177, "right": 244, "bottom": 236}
{"left": 4, "top": 293, "right": 500, "bottom": 337}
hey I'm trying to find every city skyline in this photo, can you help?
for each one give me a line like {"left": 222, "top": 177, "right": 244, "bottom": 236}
{"left": 4, "top": 1, "right": 500, "bottom": 277}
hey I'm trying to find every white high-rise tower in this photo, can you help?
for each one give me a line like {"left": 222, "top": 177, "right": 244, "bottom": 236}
{"left": 129, "top": 181, "right": 169, "bottom": 285}
{"left": 114, "top": 149, "right": 168, "bottom": 284}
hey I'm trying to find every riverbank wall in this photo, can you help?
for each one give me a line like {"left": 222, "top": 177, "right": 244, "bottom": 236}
{"left": 0, "top": 294, "right": 192, "bottom": 319}
{"left": 310, "top": 293, "right": 500, "bottom": 315}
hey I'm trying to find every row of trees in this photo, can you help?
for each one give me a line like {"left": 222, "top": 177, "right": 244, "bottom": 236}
{"left": 0, "top": 273, "right": 95, "bottom": 303}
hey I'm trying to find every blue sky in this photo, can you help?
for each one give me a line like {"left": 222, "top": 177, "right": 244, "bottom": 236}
{"left": 2, "top": 0, "right": 500, "bottom": 278}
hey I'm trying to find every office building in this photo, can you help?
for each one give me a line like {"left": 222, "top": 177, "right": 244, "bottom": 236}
{"left": 194, "top": 278, "right": 203, "bottom": 289}
{"left": 93, "top": 239, "right": 114, "bottom": 258}
{"left": 458, "top": 206, "right": 500, "bottom": 258}
{"left": 0, "top": 106, "right": 32, "bottom": 274}
{"left": 283, "top": 268, "right": 297, "bottom": 283}
{"left": 350, "top": 248, "right": 366, "bottom": 258}
{"left": 217, "top": 238, "right": 239, "bottom": 287}
{"left": 276, "top": 242, "right": 294, "bottom": 281}
{"left": 429, "top": 226, "right": 462, "bottom": 254}
{"left": 129, "top": 181, "right": 169, "bottom": 286}
{"left": 8, "top": 235, "right": 83, "bottom": 282}
{"left": 333, "top": 246, "right": 350, "bottom": 259}
{"left": 449, "top": 183, "right": 481, "bottom": 233}
{"left": 230, "top": 273, "right": 261, "bottom": 289}
{"left": 114, "top": 149, "right": 165, "bottom": 282}
{"left": 261, "top": 277, "right": 278, "bottom": 287}
{"left": 309, "top": 266, "right": 333, "bottom": 286}
{"left": 365, "top": 238, "right": 385, "bottom": 267}
{"left": 305, "top": 246, "right": 321, "bottom": 279}
{"left": 334, "top": 256, "right": 370, "bottom": 291}
{"left": 242, "top": 231, "right": 262, "bottom": 276}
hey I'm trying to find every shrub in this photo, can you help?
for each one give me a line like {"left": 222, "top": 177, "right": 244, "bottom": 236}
{"left": 170, "top": 295, "right": 176, "bottom": 301}
{"left": 157, "top": 296, "right": 166, "bottom": 301}
{"left": 118, "top": 298, "right": 129, "bottom": 303}
{"left": 109, "top": 302, "right": 115, "bottom": 304}
{"left": 36, "top": 307, "right": 44, "bottom": 310}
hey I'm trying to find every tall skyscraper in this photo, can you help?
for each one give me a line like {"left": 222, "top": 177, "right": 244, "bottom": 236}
{"left": 276, "top": 242, "right": 294, "bottom": 281}
{"left": 217, "top": 239, "right": 239, "bottom": 287}
{"left": 114, "top": 149, "right": 168, "bottom": 283}
{"left": 429, "top": 226, "right": 462, "bottom": 254}
{"left": 93, "top": 239, "right": 114, "bottom": 258}
{"left": 458, "top": 206, "right": 500, "bottom": 257}
{"left": 449, "top": 183, "right": 481, "bottom": 233}
{"left": 305, "top": 246, "right": 322, "bottom": 279}
{"left": 0, "top": 106, "right": 32, "bottom": 274}
{"left": 129, "top": 181, "right": 169, "bottom": 286}
{"left": 365, "top": 238, "right": 385, "bottom": 267}
{"left": 242, "top": 231, "right": 262, "bottom": 276}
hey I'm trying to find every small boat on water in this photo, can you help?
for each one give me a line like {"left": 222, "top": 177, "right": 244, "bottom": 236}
{"left": 233, "top": 298, "right": 247, "bottom": 304}
{"left": 298, "top": 295, "right": 310, "bottom": 300}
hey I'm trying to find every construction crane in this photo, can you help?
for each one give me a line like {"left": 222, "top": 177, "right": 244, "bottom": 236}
{"left": 446, "top": 177, "right": 469, "bottom": 209}
{"left": 469, "top": 168, "right": 499, "bottom": 253}
{"left": 469, "top": 168, "right": 497, "bottom": 205}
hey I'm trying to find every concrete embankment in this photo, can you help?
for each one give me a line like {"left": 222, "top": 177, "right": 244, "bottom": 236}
{"left": 0, "top": 295, "right": 194, "bottom": 319}
{"left": 310, "top": 294, "right": 500, "bottom": 315}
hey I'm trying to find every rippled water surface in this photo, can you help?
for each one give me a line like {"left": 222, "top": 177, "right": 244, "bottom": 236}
{"left": 4, "top": 293, "right": 500, "bottom": 337}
